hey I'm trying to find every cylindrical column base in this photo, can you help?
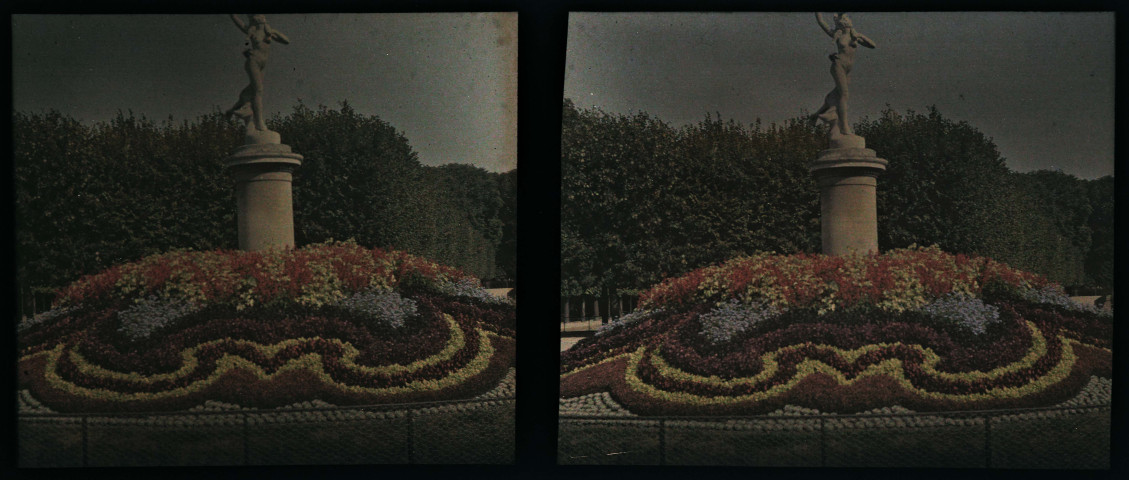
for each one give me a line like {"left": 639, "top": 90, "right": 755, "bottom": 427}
{"left": 232, "top": 167, "right": 296, "bottom": 251}
{"left": 225, "top": 143, "right": 303, "bottom": 251}
{"left": 810, "top": 141, "right": 887, "bottom": 256}
{"left": 816, "top": 171, "right": 879, "bottom": 255}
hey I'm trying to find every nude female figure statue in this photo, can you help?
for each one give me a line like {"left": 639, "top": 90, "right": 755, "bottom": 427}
{"left": 225, "top": 14, "right": 290, "bottom": 133}
{"left": 810, "top": 13, "right": 876, "bottom": 138}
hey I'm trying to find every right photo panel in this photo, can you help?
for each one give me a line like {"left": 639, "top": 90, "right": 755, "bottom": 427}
{"left": 558, "top": 12, "right": 1113, "bottom": 468}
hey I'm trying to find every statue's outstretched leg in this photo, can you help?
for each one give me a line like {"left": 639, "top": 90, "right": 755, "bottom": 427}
{"left": 817, "top": 107, "right": 837, "bottom": 125}
{"left": 810, "top": 90, "right": 839, "bottom": 127}
{"left": 226, "top": 85, "right": 255, "bottom": 123}
{"left": 233, "top": 104, "right": 253, "bottom": 122}
{"left": 226, "top": 103, "right": 253, "bottom": 123}
{"left": 809, "top": 107, "right": 828, "bottom": 125}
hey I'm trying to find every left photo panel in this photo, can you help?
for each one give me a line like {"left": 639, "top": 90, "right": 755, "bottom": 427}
{"left": 14, "top": 13, "right": 517, "bottom": 466}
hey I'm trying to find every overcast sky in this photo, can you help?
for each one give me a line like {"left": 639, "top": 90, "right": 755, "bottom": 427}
{"left": 565, "top": 12, "right": 1114, "bottom": 179}
{"left": 12, "top": 13, "right": 517, "bottom": 173}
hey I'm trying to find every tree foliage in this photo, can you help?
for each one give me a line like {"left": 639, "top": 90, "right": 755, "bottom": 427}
{"left": 494, "top": 169, "right": 518, "bottom": 282}
{"left": 15, "top": 110, "right": 239, "bottom": 291}
{"left": 561, "top": 99, "right": 823, "bottom": 295}
{"left": 561, "top": 100, "right": 1112, "bottom": 296}
{"left": 986, "top": 170, "right": 1107, "bottom": 291}
{"left": 856, "top": 107, "right": 1011, "bottom": 254}
{"left": 424, "top": 163, "right": 507, "bottom": 280}
{"left": 14, "top": 104, "right": 515, "bottom": 295}
{"left": 1083, "top": 175, "right": 1114, "bottom": 291}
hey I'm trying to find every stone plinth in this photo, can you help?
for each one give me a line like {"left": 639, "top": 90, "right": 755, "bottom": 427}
{"left": 810, "top": 136, "right": 887, "bottom": 256}
{"left": 225, "top": 141, "right": 303, "bottom": 251}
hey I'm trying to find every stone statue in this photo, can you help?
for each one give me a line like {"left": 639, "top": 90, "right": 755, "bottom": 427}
{"left": 810, "top": 12, "right": 876, "bottom": 139}
{"left": 225, "top": 14, "right": 290, "bottom": 135}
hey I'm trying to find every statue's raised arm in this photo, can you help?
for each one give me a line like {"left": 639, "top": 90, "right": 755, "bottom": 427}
{"left": 815, "top": 12, "right": 835, "bottom": 37}
{"left": 229, "top": 14, "right": 249, "bottom": 34}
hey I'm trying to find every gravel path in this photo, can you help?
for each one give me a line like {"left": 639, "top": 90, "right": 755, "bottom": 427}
{"left": 561, "top": 337, "right": 584, "bottom": 351}
{"left": 18, "top": 368, "right": 516, "bottom": 416}
{"left": 559, "top": 375, "right": 1113, "bottom": 418}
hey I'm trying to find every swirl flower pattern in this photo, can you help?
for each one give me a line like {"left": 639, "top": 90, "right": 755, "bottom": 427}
{"left": 18, "top": 241, "right": 515, "bottom": 413}
{"left": 561, "top": 247, "right": 1111, "bottom": 416}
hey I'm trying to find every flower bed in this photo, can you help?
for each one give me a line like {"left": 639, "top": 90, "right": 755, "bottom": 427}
{"left": 18, "top": 241, "right": 515, "bottom": 413}
{"left": 560, "top": 247, "right": 1111, "bottom": 416}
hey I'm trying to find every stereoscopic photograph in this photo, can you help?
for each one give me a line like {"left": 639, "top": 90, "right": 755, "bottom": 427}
{"left": 14, "top": 13, "right": 516, "bottom": 466}
{"left": 559, "top": 12, "right": 1113, "bottom": 468}
{"left": 10, "top": 6, "right": 1118, "bottom": 473}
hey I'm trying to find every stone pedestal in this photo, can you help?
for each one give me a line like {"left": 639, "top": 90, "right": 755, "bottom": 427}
{"left": 810, "top": 135, "right": 887, "bottom": 256}
{"left": 225, "top": 138, "right": 303, "bottom": 251}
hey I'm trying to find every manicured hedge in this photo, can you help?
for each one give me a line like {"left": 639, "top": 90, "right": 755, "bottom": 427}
{"left": 560, "top": 247, "right": 1111, "bottom": 415}
{"left": 14, "top": 108, "right": 517, "bottom": 294}
{"left": 18, "top": 241, "right": 515, "bottom": 413}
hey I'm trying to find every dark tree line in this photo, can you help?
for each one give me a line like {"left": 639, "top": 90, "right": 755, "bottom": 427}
{"left": 14, "top": 103, "right": 516, "bottom": 297}
{"left": 561, "top": 100, "right": 1113, "bottom": 297}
